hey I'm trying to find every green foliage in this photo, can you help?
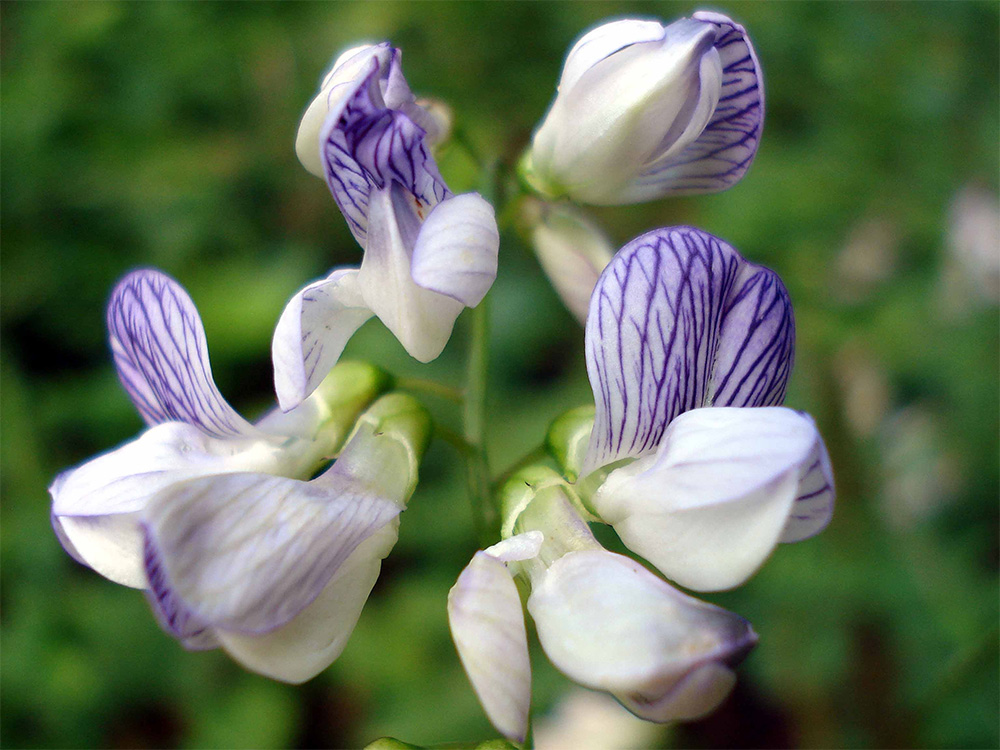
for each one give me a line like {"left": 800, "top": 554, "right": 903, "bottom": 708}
{"left": 2, "top": 2, "right": 997, "bottom": 748}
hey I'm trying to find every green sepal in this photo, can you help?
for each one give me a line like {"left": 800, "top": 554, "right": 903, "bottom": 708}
{"left": 312, "top": 361, "right": 394, "bottom": 453}
{"left": 545, "top": 404, "right": 596, "bottom": 482}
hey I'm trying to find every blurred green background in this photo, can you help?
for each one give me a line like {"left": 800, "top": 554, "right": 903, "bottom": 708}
{"left": 2, "top": 2, "right": 998, "bottom": 748}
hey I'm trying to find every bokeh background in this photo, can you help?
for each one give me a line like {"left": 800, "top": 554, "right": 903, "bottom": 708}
{"left": 2, "top": 2, "right": 998, "bottom": 748}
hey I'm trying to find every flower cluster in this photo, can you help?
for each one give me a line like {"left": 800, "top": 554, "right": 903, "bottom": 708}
{"left": 448, "top": 12, "right": 834, "bottom": 742}
{"left": 50, "top": 10, "right": 835, "bottom": 745}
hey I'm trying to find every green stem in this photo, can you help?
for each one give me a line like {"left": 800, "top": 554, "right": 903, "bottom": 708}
{"left": 395, "top": 376, "right": 464, "bottom": 404}
{"left": 464, "top": 300, "right": 496, "bottom": 546}
{"left": 434, "top": 424, "right": 476, "bottom": 457}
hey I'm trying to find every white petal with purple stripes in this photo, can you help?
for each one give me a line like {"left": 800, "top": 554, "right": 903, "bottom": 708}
{"left": 622, "top": 12, "right": 764, "bottom": 200}
{"left": 107, "top": 269, "right": 254, "bottom": 439}
{"left": 272, "top": 268, "right": 373, "bottom": 412}
{"left": 582, "top": 227, "right": 793, "bottom": 474}
{"left": 142, "top": 470, "right": 401, "bottom": 635}
{"left": 592, "top": 407, "right": 832, "bottom": 591}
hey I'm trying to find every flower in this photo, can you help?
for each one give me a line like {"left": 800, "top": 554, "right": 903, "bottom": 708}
{"left": 522, "top": 12, "right": 763, "bottom": 205}
{"left": 449, "top": 226, "right": 835, "bottom": 737}
{"left": 520, "top": 198, "right": 614, "bottom": 324}
{"left": 276, "top": 43, "right": 500, "bottom": 410}
{"left": 50, "top": 269, "right": 431, "bottom": 681}
{"left": 577, "top": 225, "right": 834, "bottom": 590}
{"left": 449, "top": 481, "right": 757, "bottom": 741}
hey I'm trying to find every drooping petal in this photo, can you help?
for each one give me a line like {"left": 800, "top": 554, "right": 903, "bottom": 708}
{"left": 592, "top": 407, "right": 831, "bottom": 591}
{"left": 217, "top": 522, "right": 399, "bottom": 683}
{"left": 527, "top": 549, "right": 755, "bottom": 721}
{"left": 524, "top": 200, "right": 614, "bottom": 324}
{"left": 356, "top": 185, "right": 464, "bottom": 362}
{"left": 582, "top": 227, "right": 793, "bottom": 474}
{"left": 272, "top": 268, "right": 374, "bottom": 411}
{"left": 143, "top": 470, "right": 402, "bottom": 635}
{"left": 50, "top": 422, "right": 287, "bottom": 588}
{"left": 107, "top": 269, "right": 254, "bottom": 438}
{"left": 410, "top": 193, "right": 499, "bottom": 307}
{"left": 320, "top": 56, "right": 450, "bottom": 245}
{"left": 449, "top": 549, "right": 532, "bottom": 742}
{"left": 622, "top": 12, "right": 764, "bottom": 199}
{"left": 615, "top": 662, "right": 737, "bottom": 722}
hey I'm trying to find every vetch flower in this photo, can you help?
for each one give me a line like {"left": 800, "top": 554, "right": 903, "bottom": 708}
{"left": 521, "top": 198, "right": 614, "bottom": 324}
{"left": 449, "top": 478, "right": 757, "bottom": 740}
{"left": 572, "top": 225, "right": 834, "bottom": 591}
{"left": 277, "top": 43, "right": 499, "bottom": 410}
{"left": 522, "top": 12, "right": 763, "bottom": 205}
{"left": 50, "top": 269, "right": 431, "bottom": 681}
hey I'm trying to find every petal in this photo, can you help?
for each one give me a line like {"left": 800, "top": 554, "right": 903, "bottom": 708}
{"left": 320, "top": 57, "right": 450, "bottom": 246}
{"left": 143, "top": 470, "right": 402, "bottom": 635}
{"left": 448, "top": 551, "right": 531, "bottom": 742}
{"left": 295, "top": 44, "right": 391, "bottom": 178}
{"left": 484, "top": 530, "right": 544, "bottom": 564}
{"left": 592, "top": 407, "right": 829, "bottom": 591}
{"left": 558, "top": 19, "right": 667, "bottom": 95}
{"left": 525, "top": 200, "right": 614, "bottom": 324}
{"left": 107, "top": 269, "right": 253, "bottom": 438}
{"left": 357, "top": 186, "right": 464, "bottom": 362}
{"left": 217, "top": 522, "right": 399, "bottom": 682}
{"left": 582, "top": 227, "right": 793, "bottom": 474}
{"left": 527, "top": 550, "right": 755, "bottom": 710}
{"left": 56, "top": 511, "right": 146, "bottom": 588}
{"left": 410, "top": 193, "right": 499, "bottom": 307}
{"left": 533, "top": 20, "right": 719, "bottom": 204}
{"left": 615, "top": 661, "right": 736, "bottom": 722}
{"left": 780, "top": 426, "right": 835, "bottom": 542}
{"left": 622, "top": 12, "right": 764, "bottom": 198}
{"left": 272, "top": 268, "right": 374, "bottom": 411}
{"left": 50, "top": 422, "right": 277, "bottom": 588}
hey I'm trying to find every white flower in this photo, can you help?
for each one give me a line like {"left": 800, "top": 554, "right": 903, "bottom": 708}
{"left": 50, "top": 269, "right": 430, "bottom": 682}
{"left": 277, "top": 42, "right": 499, "bottom": 410}
{"left": 448, "top": 484, "right": 756, "bottom": 741}
{"left": 523, "top": 13, "right": 763, "bottom": 205}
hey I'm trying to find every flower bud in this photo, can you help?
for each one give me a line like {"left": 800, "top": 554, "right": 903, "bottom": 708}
{"left": 521, "top": 199, "right": 614, "bottom": 324}
{"left": 522, "top": 13, "right": 763, "bottom": 205}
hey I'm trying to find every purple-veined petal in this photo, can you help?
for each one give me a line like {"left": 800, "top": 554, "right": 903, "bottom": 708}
{"left": 217, "top": 521, "right": 399, "bottom": 683}
{"left": 622, "top": 12, "right": 764, "bottom": 199}
{"left": 410, "top": 193, "right": 499, "bottom": 307}
{"left": 320, "top": 56, "right": 450, "bottom": 246}
{"left": 532, "top": 20, "right": 719, "bottom": 205}
{"left": 143, "top": 470, "right": 401, "bottom": 635}
{"left": 272, "top": 268, "right": 373, "bottom": 412}
{"left": 107, "top": 269, "right": 254, "bottom": 438}
{"left": 50, "top": 421, "right": 323, "bottom": 588}
{"left": 356, "top": 185, "right": 464, "bottom": 362}
{"left": 592, "top": 407, "right": 830, "bottom": 591}
{"left": 582, "top": 227, "right": 793, "bottom": 474}
{"left": 296, "top": 44, "right": 392, "bottom": 178}
{"left": 143, "top": 553, "right": 219, "bottom": 650}
{"left": 558, "top": 19, "right": 667, "bottom": 94}
{"left": 781, "top": 428, "right": 835, "bottom": 543}
{"left": 449, "top": 550, "right": 532, "bottom": 742}
{"left": 527, "top": 549, "right": 755, "bottom": 720}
